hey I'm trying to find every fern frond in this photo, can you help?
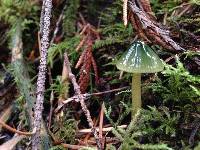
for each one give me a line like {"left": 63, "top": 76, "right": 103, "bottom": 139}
{"left": 63, "top": 0, "right": 80, "bottom": 36}
{"left": 48, "top": 36, "right": 81, "bottom": 67}
{"left": 93, "top": 37, "right": 123, "bottom": 50}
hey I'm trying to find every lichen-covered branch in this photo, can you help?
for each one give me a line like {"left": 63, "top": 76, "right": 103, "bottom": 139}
{"left": 129, "top": 0, "right": 184, "bottom": 52}
{"left": 64, "top": 53, "right": 102, "bottom": 150}
{"left": 32, "top": 0, "right": 52, "bottom": 149}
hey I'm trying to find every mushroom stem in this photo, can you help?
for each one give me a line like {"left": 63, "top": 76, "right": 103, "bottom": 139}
{"left": 132, "top": 73, "right": 141, "bottom": 116}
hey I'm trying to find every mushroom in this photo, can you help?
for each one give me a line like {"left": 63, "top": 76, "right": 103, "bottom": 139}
{"left": 116, "top": 41, "right": 164, "bottom": 116}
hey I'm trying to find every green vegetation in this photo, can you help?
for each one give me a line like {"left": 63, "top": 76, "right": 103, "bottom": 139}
{"left": 0, "top": 0, "right": 199, "bottom": 149}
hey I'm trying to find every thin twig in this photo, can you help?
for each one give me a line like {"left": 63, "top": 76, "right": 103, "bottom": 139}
{"left": 61, "top": 143, "right": 91, "bottom": 149}
{"left": 83, "top": 117, "right": 99, "bottom": 144}
{"left": 123, "top": 0, "right": 128, "bottom": 26}
{"left": 0, "top": 120, "right": 35, "bottom": 136}
{"left": 54, "top": 86, "right": 129, "bottom": 112}
{"left": 48, "top": 0, "right": 67, "bottom": 125}
{"left": 0, "top": 105, "right": 12, "bottom": 132}
{"left": 48, "top": 91, "right": 54, "bottom": 128}
{"left": 78, "top": 125, "right": 127, "bottom": 134}
{"left": 50, "top": 1, "right": 67, "bottom": 44}
{"left": 99, "top": 103, "right": 105, "bottom": 148}
{"left": 0, "top": 135, "right": 26, "bottom": 150}
{"left": 63, "top": 53, "right": 102, "bottom": 150}
{"left": 99, "top": 104, "right": 104, "bottom": 139}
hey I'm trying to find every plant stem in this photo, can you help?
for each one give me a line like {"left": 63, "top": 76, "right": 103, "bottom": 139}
{"left": 132, "top": 73, "right": 141, "bottom": 116}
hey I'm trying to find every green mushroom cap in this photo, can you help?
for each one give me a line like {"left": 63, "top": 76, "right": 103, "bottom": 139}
{"left": 116, "top": 41, "right": 164, "bottom": 73}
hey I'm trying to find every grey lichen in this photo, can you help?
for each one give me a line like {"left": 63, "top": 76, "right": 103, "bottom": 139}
{"left": 32, "top": 0, "right": 53, "bottom": 149}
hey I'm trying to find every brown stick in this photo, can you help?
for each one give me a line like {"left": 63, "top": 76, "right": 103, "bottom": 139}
{"left": 0, "top": 120, "right": 35, "bottom": 136}
{"left": 99, "top": 103, "right": 105, "bottom": 148}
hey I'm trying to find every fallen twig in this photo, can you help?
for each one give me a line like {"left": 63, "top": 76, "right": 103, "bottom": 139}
{"left": 129, "top": 0, "right": 184, "bottom": 52}
{"left": 99, "top": 103, "right": 104, "bottom": 139}
{"left": 64, "top": 53, "right": 102, "bottom": 150}
{"left": 61, "top": 143, "right": 93, "bottom": 149}
{"left": 99, "top": 103, "right": 105, "bottom": 149}
{"left": 55, "top": 86, "right": 129, "bottom": 112}
{"left": 83, "top": 117, "right": 99, "bottom": 144}
{"left": 0, "top": 120, "right": 35, "bottom": 136}
{"left": 0, "top": 105, "right": 13, "bottom": 132}
{"left": 123, "top": 0, "right": 128, "bottom": 26}
{"left": 0, "top": 135, "right": 25, "bottom": 150}
{"left": 48, "top": 1, "right": 68, "bottom": 125}
{"left": 50, "top": 1, "right": 67, "bottom": 44}
{"left": 82, "top": 137, "right": 120, "bottom": 145}
{"left": 78, "top": 125, "right": 127, "bottom": 134}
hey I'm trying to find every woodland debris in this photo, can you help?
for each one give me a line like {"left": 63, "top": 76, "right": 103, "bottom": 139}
{"left": 61, "top": 143, "right": 94, "bottom": 149}
{"left": 55, "top": 86, "right": 129, "bottom": 112}
{"left": 0, "top": 120, "right": 35, "bottom": 136}
{"left": 128, "top": 0, "right": 184, "bottom": 52}
{"left": 75, "top": 15, "right": 100, "bottom": 93}
{"left": 78, "top": 125, "right": 127, "bottom": 134}
{"left": 48, "top": 1, "right": 68, "bottom": 125}
{"left": 64, "top": 53, "right": 102, "bottom": 150}
{"left": 0, "top": 135, "right": 25, "bottom": 150}
{"left": 0, "top": 105, "right": 12, "bottom": 132}
{"left": 123, "top": 0, "right": 128, "bottom": 26}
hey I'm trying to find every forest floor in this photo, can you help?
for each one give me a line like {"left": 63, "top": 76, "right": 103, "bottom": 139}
{"left": 0, "top": 0, "right": 199, "bottom": 150}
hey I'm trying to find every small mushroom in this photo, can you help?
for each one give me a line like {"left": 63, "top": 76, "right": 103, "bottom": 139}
{"left": 116, "top": 41, "right": 164, "bottom": 116}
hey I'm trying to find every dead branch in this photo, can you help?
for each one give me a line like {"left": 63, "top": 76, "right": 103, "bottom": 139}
{"left": 78, "top": 125, "right": 127, "bottom": 134}
{"left": 0, "top": 120, "right": 35, "bottom": 136}
{"left": 50, "top": 1, "right": 67, "bottom": 44}
{"left": 129, "top": 0, "right": 185, "bottom": 52}
{"left": 99, "top": 103, "right": 105, "bottom": 148}
{"left": 55, "top": 86, "right": 129, "bottom": 112}
{"left": 47, "top": 1, "right": 68, "bottom": 125}
{"left": 64, "top": 53, "right": 102, "bottom": 150}
{"left": 61, "top": 143, "right": 92, "bottom": 149}
{"left": 0, "top": 135, "right": 25, "bottom": 150}
{"left": 0, "top": 105, "right": 12, "bottom": 132}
